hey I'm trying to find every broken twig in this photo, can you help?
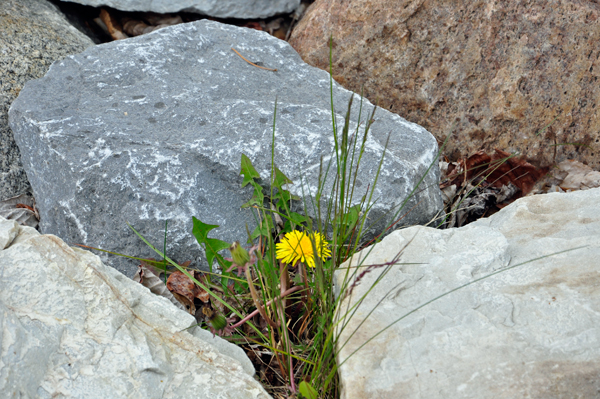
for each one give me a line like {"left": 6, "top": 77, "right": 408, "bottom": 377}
{"left": 231, "top": 48, "right": 277, "bottom": 72}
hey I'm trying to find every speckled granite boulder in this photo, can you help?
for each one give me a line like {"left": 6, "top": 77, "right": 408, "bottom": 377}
{"left": 290, "top": 0, "right": 600, "bottom": 168}
{"left": 59, "top": 0, "right": 300, "bottom": 19}
{"left": 335, "top": 187, "right": 600, "bottom": 398}
{"left": 0, "top": 215, "right": 270, "bottom": 398}
{"left": 0, "top": 0, "right": 94, "bottom": 201}
{"left": 9, "top": 20, "right": 442, "bottom": 277}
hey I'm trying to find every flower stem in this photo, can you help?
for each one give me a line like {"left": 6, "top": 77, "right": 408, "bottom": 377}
{"left": 245, "top": 265, "right": 279, "bottom": 329}
{"left": 231, "top": 286, "right": 303, "bottom": 329}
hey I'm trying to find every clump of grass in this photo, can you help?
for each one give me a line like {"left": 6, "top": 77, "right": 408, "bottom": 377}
{"left": 93, "top": 35, "right": 592, "bottom": 399}
{"left": 127, "top": 83, "right": 433, "bottom": 398}
{"left": 121, "top": 35, "right": 452, "bottom": 397}
{"left": 116, "top": 71, "right": 587, "bottom": 399}
{"left": 184, "top": 92, "right": 388, "bottom": 398}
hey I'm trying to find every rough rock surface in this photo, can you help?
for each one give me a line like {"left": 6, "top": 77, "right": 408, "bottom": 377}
{"left": 290, "top": 0, "right": 600, "bottom": 169}
{"left": 59, "top": 0, "right": 301, "bottom": 19}
{"left": 9, "top": 20, "right": 442, "bottom": 277}
{"left": 0, "top": 0, "right": 94, "bottom": 200}
{"left": 0, "top": 215, "right": 270, "bottom": 398}
{"left": 335, "top": 187, "right": 600, "bottom": 399}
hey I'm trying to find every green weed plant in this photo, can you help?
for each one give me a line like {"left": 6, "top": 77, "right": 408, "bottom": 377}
{"left": 116, "top": 41, "right": 586, "bottom": 399}
{"left": 128, "top": 81, "right": 416, "bottom": 397}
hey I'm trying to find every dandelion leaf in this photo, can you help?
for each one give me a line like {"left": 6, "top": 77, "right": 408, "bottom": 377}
{"left": 299, "top": 381, "right": 318, "bottom": 399}
{"left": 191, "top": 217, "right": 231, "bottom": 272}
{"left": 273, "top": 165, "right": 292, "bottom": 187}
{"left": 240, "top": 153, "right": 260, "bottom": 187}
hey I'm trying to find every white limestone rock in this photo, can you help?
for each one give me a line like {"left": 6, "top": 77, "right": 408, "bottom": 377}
{"left": 0, "top": 216, "right": 270, "bottom": 398}
{"left": 0, "top": 217, "right": 19, "bottom": 249}
{"left": 59, "top": 0, "right": 301, "bottom": 19}
{"left": 335, "top": 188, "right": 600, "bottom": 398}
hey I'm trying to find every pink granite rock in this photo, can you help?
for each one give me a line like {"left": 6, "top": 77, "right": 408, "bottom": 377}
{"left": 290, "top": 0, "right": 600, "bottom": 168}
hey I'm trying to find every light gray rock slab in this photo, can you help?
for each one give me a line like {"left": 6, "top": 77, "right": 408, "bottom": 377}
{"left": 335, "top": 188, "right": 600, "bottom": 399}
{"left": 0, "top": 215, "right": 269, "bottom": 398}
{"left": 0, "top": 0, "right": 95, "bottom": 201}
{"left": 0, "top": 217, "right": 18, "bottom": 249}
{"left": 59, "top": 0, "right": 301, "bottom": 19}
{"left": 9, "top": 20, "right": 442, "bottom": 277}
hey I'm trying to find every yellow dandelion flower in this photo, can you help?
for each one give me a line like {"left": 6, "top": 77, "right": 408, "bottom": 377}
{"left": 275, "top": 230, "right": 331, "bottom": 268}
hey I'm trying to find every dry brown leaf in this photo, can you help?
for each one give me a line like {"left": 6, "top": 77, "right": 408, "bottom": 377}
{"left": 166, "top": 270, "right": 210, "bottom": 315}
{"left": 440, "top": 149, "right": 550, "bottom": 227}
{"left": 133, "top": 264, "right": 186, "bottom": 311}
{"left": 463, "top": 151, "right": 491, "bottom": 180}
{"left": 0, "top": 193, "right": 39, "bottom": 228}
{"left": 172, "top": 292, "right": 196, "bottom": 314}
{"left": 528, "top": 159, "right": 600, "bottom": 194}
{"left": 487, "top": 149, "right": 548, "bottom": 197}
{"left": 445, "top": 149, "right": 548, "bottom": 198}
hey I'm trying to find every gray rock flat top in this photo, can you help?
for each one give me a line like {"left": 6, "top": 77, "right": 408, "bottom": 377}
{"left": 335, "top": 188, "right": 600, "bottom": 399}
{"left": 0, "top": 215, "right": 270, "bottom": 398}
{"left": 0, "top": 0, "right": 94, "bottom": 201}
{"left": 59, "top": 0, "right": 301, "bottom": 18}
{"left": 9, "top": 20, "right": 442, "bottom": 276}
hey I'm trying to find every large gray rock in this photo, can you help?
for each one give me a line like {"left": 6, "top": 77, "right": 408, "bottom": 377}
{"left": 9, "top": 20, "right": 442, "bottom": 277}
{"left": 0, "top": 215, "right": 270, "bottom": 398}
{"left": 335, "top": 188, "right": 600, "bottom": 399}
{"left": 59, "top": 0, "right": 301, "bottom": 19}
{"left": 0, "top": 0, "right": 94, "bottom": 201}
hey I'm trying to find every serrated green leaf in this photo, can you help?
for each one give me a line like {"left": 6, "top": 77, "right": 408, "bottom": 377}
{"left": 273, "top": 188, "right": 299, "bottom": 204}
{"left": 191, "top": 217, "right": 219, "bottom": 241}
{"left": 299, "top": 381, "right": 318, "bottom": 399}
{"left": 273, "top": 165, "right": 293, "bottom": 188}
{"left": 345, "top": 204, "right": 360, "bottom": 225}
{"left": 335, "top": 204, "right": 360, "bottom": 229}
{"left": 205, "top": 237, "right": 231, "bottom": 256}
{"left": 288, "top": 212, "right": 308, "bottom": 225}
{"left": 251, "top": 223, "right": 268, "bottom": 240}
{"left": 241, "top": 181, "right": 265, "bottom": 208}
{"left": 240, "top": 154, "right": 261, "bottom": 187}
{"left": 283, "top": 211, "right": 309, "bottom": 232}
{"left": 191, "top": 216, "right": 232, "bottom": 272}
{"left": 251, "top": 214, "right": 275, "bottom": 239}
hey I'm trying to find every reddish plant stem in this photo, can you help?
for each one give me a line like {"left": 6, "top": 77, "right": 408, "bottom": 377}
{"left": 245, "top": 266, "right": 278, "bottom": 329}
{"left": 280, "top": 260, "right": 288, "bottom": 312}
{"left": 300, "top": 262, "right": 310, "bottom": 301}
{"left": 230, "top": 286, "right": 303, "bottom": 329}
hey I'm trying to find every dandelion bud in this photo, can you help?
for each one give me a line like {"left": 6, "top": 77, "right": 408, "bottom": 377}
{"left": 209, "top": 312, "right": 228, "bottom": 331}
{"left": 229, "top": 241, "right": 250, "bottom": 266}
